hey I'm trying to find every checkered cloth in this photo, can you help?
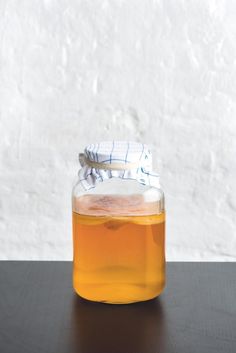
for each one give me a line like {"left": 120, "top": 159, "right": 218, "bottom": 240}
{"left": 78, "top": 141, "right": 160, "bottom": 190}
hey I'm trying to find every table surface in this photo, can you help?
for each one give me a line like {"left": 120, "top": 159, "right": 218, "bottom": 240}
{"left": 0, "top": 262, "right": 235, "bottom": 353}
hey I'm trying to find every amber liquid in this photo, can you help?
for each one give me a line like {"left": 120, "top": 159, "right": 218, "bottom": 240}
{"left": 73, "top": 211, "right": 165, "bottom": 304}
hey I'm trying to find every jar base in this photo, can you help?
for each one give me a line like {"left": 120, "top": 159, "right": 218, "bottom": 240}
{"left": 73, "top": 282, "right": 165, "bottom": 304}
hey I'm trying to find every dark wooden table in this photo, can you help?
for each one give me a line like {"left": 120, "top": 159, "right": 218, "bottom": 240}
{"left": 0, "top": 262, "right": 235, "bottom": 353}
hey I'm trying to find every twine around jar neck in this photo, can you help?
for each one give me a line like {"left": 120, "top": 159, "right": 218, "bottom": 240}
{"left": 83, "top": 156, "right": 140, "bottom": 171}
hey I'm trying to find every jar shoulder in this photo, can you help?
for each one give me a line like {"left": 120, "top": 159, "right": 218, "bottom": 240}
{"left": 72, "top": 178, "right": 164, "bottom": 216}
{"left": 72, "top": 177, "right": 164, "bottom": 197}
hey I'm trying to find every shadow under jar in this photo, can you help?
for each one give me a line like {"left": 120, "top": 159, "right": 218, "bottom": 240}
{"left": 72, "top": 141, "right": 165, "bottom": 304}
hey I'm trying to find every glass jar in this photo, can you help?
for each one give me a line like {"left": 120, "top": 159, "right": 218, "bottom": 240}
{"left": 72, "top": 141, "right": 165, "bottom": 304}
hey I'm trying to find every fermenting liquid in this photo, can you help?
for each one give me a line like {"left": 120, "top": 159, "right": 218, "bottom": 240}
{"left": 72, "top": 211, "right": 165, "bottom": 304}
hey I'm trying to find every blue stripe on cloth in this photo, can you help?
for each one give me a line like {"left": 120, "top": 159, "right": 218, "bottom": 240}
{"left": 95, "top": 142, "right": 102, "bottom": 180}
{"left": 109, "top": 140, "right": 115, "bottom": 177}
{"left": 122, "top": 141, "right": 129, "bottom": 178}
{"left": 110, "top": 140, "right": 115, "bottom": 163}
{"left": 136, "top": 143, "right": 144, "bottom": 174}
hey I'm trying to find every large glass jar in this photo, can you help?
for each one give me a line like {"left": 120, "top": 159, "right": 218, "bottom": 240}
{"left": 72, "top": 141, "right": 165, "bottom": 304}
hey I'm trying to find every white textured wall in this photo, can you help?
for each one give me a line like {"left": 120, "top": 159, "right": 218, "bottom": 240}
{"left": 0, "top": 0, "right": 236, "bottom": 260}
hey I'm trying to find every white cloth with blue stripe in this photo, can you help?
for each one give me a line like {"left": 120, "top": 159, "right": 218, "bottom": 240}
{"left": 78, "top": 141, "right": 160, "bottom": 191}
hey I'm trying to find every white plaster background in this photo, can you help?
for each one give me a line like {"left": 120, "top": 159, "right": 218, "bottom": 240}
{"left": 0, "top": 0, "right": 236, "bottom": 260}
